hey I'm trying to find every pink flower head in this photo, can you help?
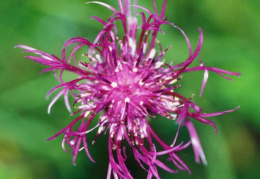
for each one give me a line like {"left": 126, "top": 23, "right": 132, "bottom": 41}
{"left": 16, "top": 0, "right": 240, "bottom": 178}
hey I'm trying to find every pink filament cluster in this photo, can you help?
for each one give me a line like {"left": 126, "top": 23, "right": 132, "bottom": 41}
{"left": 16, "top": 0, "right": 240, "bottom": 178}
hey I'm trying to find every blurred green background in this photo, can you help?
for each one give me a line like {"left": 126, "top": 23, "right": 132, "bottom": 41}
{"left": 0, "top": 0, "right": 259, "bottom": 178}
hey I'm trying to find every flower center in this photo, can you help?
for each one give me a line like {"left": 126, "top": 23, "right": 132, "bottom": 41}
{"left": 108, "top": 65, "right": 152, "bottom": 104}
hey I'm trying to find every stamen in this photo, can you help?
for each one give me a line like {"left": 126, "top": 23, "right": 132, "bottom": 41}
{"left": 80, "top": 92, "right": 92, "bottom": 97}
{"left": 139, "top": 80, "right": 144, "bottom": 86}
{"left": 148, "top": 48, "right": 156, "bottom": 59}
{"left": 155, "top": 61, "right": 164, "bottom": 69}
{"left": 125, "top": 97, "right": 130, "bottom": 103}
{"left": 84, "top": 111, "right": 91, "bottom": 117}
{"left": 98, "top": 126, "right": 105, "bottom": 134}
{"left": 169, "top": 79, "right": 178, "bottom": 84}
{"left": 111, "top": 82, "right": 118, "bottom": 88}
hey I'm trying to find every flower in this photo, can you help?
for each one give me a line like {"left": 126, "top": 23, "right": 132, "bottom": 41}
{"left": 16, "top": 0, "right": 240, "bottom": 178}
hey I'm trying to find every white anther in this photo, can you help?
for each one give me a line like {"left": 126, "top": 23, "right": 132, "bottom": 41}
{"left": 129, "top": 38, "right": 134, "bottom": 47}
{"left": 111, "top": 82, "right": 118, "bottom": 88}
{"left": 98, "top": 126, "right": 104, "bottom": 134}
{"left": 148, "top": 48, "right": 156, "bottom": 59}
{"left": 117, "top": 135, "right": 122, "bottom": 141}
{"left": 96, "top": 54, "right": 101, "bottom": 62}
{"left": 169, "top": 79, "right": 178, "bottom": 84}
{"left": 102, "top": 86, "right": 110, "bottom": 90}
{"left": 84, "top": 111, "right": 91, "bottom": 117}
{"left": 100, "top": 116, "right": 107, "bottom": 122}
{"left": 80, "top": 93, "right": 91, "bottom": 97}
{"left": 125, "top": 97, "right": 130, "bottom": 103}
{"left": 140, "top": 101, "right": 144, "bottom": 105}
{"left": 139, "top": 80, "right": 144, "bottom": 86}
{"left": 129, "top": 38, "right": 136, "bottom": 56}
{"left": 164, "top": 76, "right": 172, "bottom": 81}
{"left": 133, "top": 68, "right": 137, "bottom": 72}
{"left": 170, "top": 114, "right": 177, "bottom": 119}
{"left": 171, "top": 102, "right": 180, "bottom": 106}
{"left": 155, "top": 61, "right": 164, "bottom": 69}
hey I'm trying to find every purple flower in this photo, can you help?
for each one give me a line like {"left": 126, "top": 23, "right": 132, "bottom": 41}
{"left": 16, "top": 0, "right": 240, "bottom": 178}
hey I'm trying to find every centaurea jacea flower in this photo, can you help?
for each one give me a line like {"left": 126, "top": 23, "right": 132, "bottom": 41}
{"left": 16, "top": 0, "right": 240, "bottom": 178}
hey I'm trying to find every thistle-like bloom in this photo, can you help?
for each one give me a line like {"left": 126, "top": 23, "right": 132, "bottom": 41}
{"left": 16, "top": 0, "right": 240, "bottom": 178}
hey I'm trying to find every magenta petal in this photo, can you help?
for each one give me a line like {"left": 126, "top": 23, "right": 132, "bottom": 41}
{"left": 184, "top": 119, "right": 207, "bottom": 165}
